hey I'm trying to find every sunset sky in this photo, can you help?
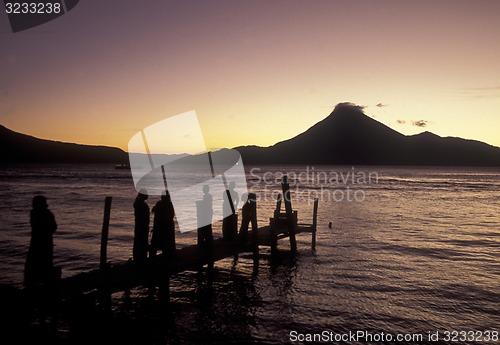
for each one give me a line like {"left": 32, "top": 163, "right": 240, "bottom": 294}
{"left": 1, "top": 1, "right": 499, "bottom": 152}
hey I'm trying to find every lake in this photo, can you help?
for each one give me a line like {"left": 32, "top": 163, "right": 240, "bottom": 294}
{"left": 0, "top": 164, "right": 499, "bottom": 344}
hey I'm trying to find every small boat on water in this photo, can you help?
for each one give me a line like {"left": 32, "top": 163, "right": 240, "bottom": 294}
{"left": 115, "top": 164, "right": 130, "bottom": 170}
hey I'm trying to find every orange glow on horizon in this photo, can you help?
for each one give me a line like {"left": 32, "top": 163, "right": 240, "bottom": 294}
{"left": 1, "top": 1, "right": 499, "bottom": 151}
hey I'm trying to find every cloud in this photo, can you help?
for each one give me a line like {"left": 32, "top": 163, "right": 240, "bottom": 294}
{"left": 456, "top": 86, "right": 500, "bottom": 99}
{"left": 412, "top": 120, "right": 428, "bottom": 128}
{"left": 334, "top": 102, "right": 366, "bottom": 112}
{"left": 396, "top": 119, "right": 406, "bottom": 124}
{"left": 376, "top": 103, "right": 388, "bottom": 107}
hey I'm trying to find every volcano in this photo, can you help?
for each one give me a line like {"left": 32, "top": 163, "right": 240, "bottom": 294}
{"left": 235, "top": 103, "right": 500, "bottom": 166}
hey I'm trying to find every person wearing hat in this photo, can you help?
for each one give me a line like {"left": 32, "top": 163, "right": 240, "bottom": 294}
{"left": 133, "top": 190, "right": 150, "bottom": 264}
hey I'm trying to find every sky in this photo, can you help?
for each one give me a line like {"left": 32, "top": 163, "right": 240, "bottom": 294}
{"left": 1, "top": 0, "right": 500, "bottom": 153}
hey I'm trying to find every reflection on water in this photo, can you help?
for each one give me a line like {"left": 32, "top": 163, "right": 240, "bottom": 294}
{"left": 0, "top": 164, "right": 499, "bottom": 344}
{"left": 59, "top": 264, "right": 265, "bottom": 344}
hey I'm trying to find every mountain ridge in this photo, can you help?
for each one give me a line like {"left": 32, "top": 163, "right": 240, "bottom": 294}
{"left": 2, "top": 103, "right": 500, "bottom": 166}
{"left": 234, "top": 103, "right": 500, "bottom": 166}
{"left": 0, "top": 124, "right": 128, "bottom": 164}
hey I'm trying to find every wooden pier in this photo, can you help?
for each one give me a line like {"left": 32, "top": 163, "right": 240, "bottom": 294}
{"left": 31, "top": 176, "right": 319, "bottom": 304}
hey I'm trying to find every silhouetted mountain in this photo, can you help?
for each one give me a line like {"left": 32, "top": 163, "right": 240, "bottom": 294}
{"left": 3, "top": 103, "right": 500, "bottom": 166}
{"left": 235, "top": 103, "right": 500, "bottom": 166}
{"left": 0, "top": 124, "right": 128, "bottom": 164}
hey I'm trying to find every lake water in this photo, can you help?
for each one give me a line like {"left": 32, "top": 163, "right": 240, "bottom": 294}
{"left": 0, "top": 164, "right": 499, "bottom": 344}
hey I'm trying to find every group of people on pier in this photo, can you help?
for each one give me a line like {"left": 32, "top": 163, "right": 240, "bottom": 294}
{"left": 132, "top": 191, "right": 176, "bottom": 264}
{"left": 24, "top": 184, "right": 255, "bottom": 289}
{"left": 132, "top": 183, "right": 255, "bottom": 264}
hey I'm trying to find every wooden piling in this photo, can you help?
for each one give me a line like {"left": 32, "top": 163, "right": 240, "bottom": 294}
{"left": 250, "top": 196, "right": 259, "bottom": 265}
{"left": 100, "top": 196, "right": 112, "bottom": 270}
{"left": 232, "top": 214, "right": 239, "bottom": 263}
{"left": 269, "top": 218, "right": 278, "bottom": 256}
{"left": 312, "top": 198, "right": 318, "bottom": 249}
{"left": 274, "top": 194, "right": 282, "bottom": 219}
{"left": 98, "top": 196, "right": 112, "bottom": 310}
{"left": 281, "top": 176, "right": 297, "bottom": 252}
{"left": 270, "top": 195, "right": 282, "bottom": 255}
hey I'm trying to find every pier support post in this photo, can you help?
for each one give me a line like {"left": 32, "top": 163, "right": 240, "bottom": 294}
{"left": 282, "top": 176, "right": 297, "bottom": 253}
{"left": 274, "top": 194, "right": 282, "bottom": 218}
{"left": 270, "top": 195, "right": 282, "bottom": 256}
{"left": 312, "top": 198, "right": 318, "bottom": 250}
{"left": 100, "top": 197, "right": 112, "bottom": 270}
{"left": 98, "top": 196, "right": 112, "bottom": 310}
{"left": 250, "top": 195, "right": 259, "bottom": 266}
{"left": 270, "top": 218, "right": 278, "bottom": 256}
{"left": 233, "top": 214, "right": 239, "bottom": 263}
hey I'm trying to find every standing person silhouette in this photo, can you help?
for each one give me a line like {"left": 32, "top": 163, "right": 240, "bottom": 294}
{"left": 133, "top": 190, "right": 150, "bottom": 264}
{"left": 25, "top": 195, "right": 57, "bottom": 288}
{"left": 238, "top": 193, "right": 256, "bottom": 245}
{"left": 222, "top": 181, "right": 239, "bottom": 241}
{"left": 149, "top": 192, "right": 176, "bottom": 259}
{"left": 197, "top": 185, "right": 213, "bottom": 248}
{"left": 24, "top": 195, "right": 60, "bottom": 325}
{"left": 196, "top": 184, "right": 214, "bottom": 270}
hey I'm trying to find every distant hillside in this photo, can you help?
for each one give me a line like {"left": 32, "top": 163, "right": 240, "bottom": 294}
{"left": 3, "top": 104, "right": 500, "bottom": 166}
{"left": 0, "top": 125, "right": 128, "bottom": 164}
{"left": 235, "top": 103, "right": 500, "bottom": 166}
